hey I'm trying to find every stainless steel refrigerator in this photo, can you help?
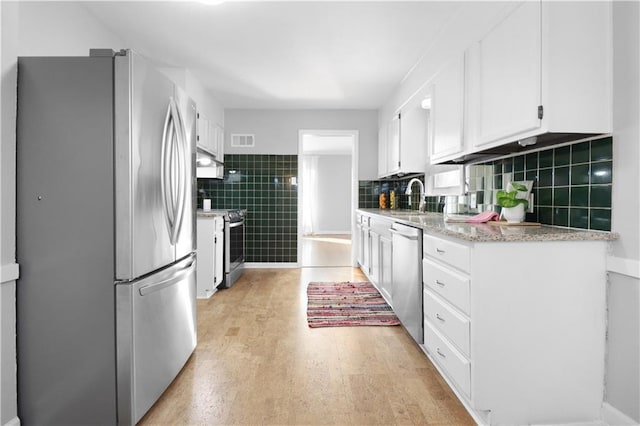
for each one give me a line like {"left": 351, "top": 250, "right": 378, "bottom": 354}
{"left": 16, "top": 49, "right": 197, "bottom": 425}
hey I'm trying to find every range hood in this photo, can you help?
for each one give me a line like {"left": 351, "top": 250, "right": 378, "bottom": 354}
{"left": 439, "top": 132, "right": 604, "bottom": 165}
{"left": 196, "top": 148, "right": 223, "bottom": 179}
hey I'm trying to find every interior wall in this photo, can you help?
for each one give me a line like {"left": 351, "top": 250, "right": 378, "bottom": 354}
{"left": 224, "top": 109, "right": 378, "bottom": 180}
{"left": 315, "top": 155, "right": 352, "bottom": 234}
{"left": 1, "top": 2, "right": 20, "bottom": 424}
{"left": 605, "top": 2, "right": 640, "bottom": 422}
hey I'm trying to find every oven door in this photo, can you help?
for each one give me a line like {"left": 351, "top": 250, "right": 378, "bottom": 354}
{"left": 224, "top": 219, "right": 245, "bottom": 287}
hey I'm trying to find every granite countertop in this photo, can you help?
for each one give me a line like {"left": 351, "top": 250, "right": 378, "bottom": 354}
{"left": 357, "top": 208, "right": 619, "bottom": 243}
{"left": 196, "top": 209, "right": 227, "bottom": 218}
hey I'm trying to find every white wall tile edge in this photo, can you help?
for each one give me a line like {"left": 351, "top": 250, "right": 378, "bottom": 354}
{"left": 245, "top": 262, "right": 299, "bottom": 269}
{"left": 0, "top": 263, "right": 19, "bottom": 285}
{"left": 602, "top": 402, "right": 640, "bottom": 426}
{"left": 606, "top": 256, "right": 640, "bottom": 279}
{"left": 2, "top": 416, "right": 20, "bottom": 426}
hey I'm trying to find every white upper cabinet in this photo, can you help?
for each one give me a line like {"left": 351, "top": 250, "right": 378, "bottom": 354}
{"left": 197, "top": 112, "right": 211, "bottom": 153}
{"left": 197, "top": 111, "right": 224, "bottom": 160}
{"left": 471, "top": 0, "right": 612, "bottom": 151}
{"left": 214, "top": 124, "right": 224, "bottom": 164}
{"left": 430, "top": 54, "right": 465, "bottom": 163}
{"left": 377, "top": 123, "right": 389, "bottom": 177}
{"left": 379, "top": 105, "right": 429, "bottom": 177}
{"left": 476, "top": 1, "right": 541, "bottom": 146}
{"left": 387, "top": 113, "right": 401, "bottom": 175}
{"left": 196, "top": 111, "right": 224, "bottom": 179}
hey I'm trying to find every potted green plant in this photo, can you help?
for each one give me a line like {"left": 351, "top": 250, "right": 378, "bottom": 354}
{"left": 496, "top": 182, "right": 529, "bottom": 223}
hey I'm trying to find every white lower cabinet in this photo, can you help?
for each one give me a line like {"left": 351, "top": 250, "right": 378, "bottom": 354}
{"left": 424, "top": 320, "right": 471, "bottom": 398}
{"left": 369, "top": 229, "right": 380, "bottom": 285}
{"left": 378, "top": 233, "right": 393, "bottom": 304}
{"left": 196, "top": 216, "right": 224, "bottom": 299}
{"left": 422, "top": 232, "right": 608, "bottom": 425}
{"left": 357, "top": 213, "right": 393, "bottom": 305}
{"left": 424, "top": 289, "right": 470, "bottom": 357}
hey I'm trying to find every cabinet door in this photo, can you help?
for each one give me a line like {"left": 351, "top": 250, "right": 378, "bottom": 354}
{"left": 369, "top": 230, "right": 380, "bottom": 284}
{"left": 387, "top": 114, "right": 401, "bottom": 174}
{"left": 431, "top": 54, "right": 464, "bottom": 161}
{"left": 356, "top": 223, "right": 364, "bottom": 266}
{"left": 379, "top": 235, "right": 393, "bottom": 304}
{"left": 215, "top": 124, "right": 224, "bottom": 163}
{"left": 197, "top": 113, "right": 209, "bottom": 151}
{"left": 401, "top": 99, "right": 430, "bottom": 172}
{"left": 207, "top": 121, "right": 218, "bottom": 157}
{"left": 196, "top": 218, "right": 215, "bottom": 298}
{"left": 362, "top": 227, "right": 370, "bottom": 274}
{"left": 477, "top": 1, "right": 541, "bottom": 146}
{"left": 213, "top": 227, "right": 224, "bottom": 286}
{"left": 378, "top": 123, "right": 388, "bottom": 177}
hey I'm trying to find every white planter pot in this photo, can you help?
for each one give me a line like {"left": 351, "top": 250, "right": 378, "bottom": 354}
{"left": 502, "top": 204, "right": 526, "bottom": 223}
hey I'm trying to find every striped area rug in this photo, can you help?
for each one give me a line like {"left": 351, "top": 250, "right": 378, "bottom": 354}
{"left": 306, "top": 281, "right": 400, "bottom": 328}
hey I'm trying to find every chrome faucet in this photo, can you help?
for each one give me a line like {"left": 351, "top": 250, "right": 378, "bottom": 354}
{"left": 405, "top": 178, "right": 426, "bottom": 212}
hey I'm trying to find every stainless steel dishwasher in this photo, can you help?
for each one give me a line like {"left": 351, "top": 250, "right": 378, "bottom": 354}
{"left": 391, "top": 222, "right": 423, "bottom": 344}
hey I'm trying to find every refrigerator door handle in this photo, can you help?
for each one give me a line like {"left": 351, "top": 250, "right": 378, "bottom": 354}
{"left": 138, "top": 258, "right": 196, "bottom": 296}
{"left": 169, "top": 98, "right": 187, "bottom": 245}
{"left": 161, "top": 99, "right": 176, "bottom": 242}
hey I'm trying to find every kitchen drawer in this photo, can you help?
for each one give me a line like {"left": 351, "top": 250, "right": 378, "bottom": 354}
{"left": 424, "top": 289, "right": 470, "bottom": 357}
{"left": 423, "top": 258, "right": 470, "bottom": 315}
{"left": 423, "top": 234, "right": 470, "bottom": 273}
{"left": 424, "top": 320, "right": 471, "bottom": 398}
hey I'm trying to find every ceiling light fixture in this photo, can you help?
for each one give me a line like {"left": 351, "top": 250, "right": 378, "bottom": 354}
{"left": 197, "top": 157, "right": 213, "bottom": 167}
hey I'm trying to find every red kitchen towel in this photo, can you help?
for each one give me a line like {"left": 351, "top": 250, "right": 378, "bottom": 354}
{"left": 465, "top": 211, "right": 500, "bottom": 223}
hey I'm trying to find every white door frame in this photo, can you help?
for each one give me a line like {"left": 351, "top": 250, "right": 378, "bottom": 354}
{"left": 298, "top": 129, "right": 359, "bottom": 267}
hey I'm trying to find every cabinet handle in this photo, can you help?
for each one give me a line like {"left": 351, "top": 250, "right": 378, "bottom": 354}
{"left": 435, "top": 280, "right": 445, "bottom": 287}
{"left": 436, "top": 348, "right": 446, "bottom": 358}
{"left": 436, "top": 248, "right": 446, "bottom": 254}
{"left": 436, "top": 313, "right": 445, "bottom": 322}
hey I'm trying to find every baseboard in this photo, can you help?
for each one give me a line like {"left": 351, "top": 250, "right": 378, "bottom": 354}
{"left": 245, "top": 262, "right": 299, "bottom": 269}
{"left": 3, "top": 416, "right": 21, "bottom": 426}
{"left": 0, "top": 262, "right": 19, "bottom": 284}
{"left": 606, "top": 255, "right": 640, "bottom": 279}
{"left": 304, "top": 231, "right": 351, "bottom": 236}
{"left": 602, "top": 402, "right": 639, "bottom": 426}
{"left": 418, "top": 345, "right": 490, "bottom": 426}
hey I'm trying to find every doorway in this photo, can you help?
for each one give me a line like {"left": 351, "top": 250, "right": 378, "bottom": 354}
{"left": 298, "top": 130, "right": 358, "bottom": 267}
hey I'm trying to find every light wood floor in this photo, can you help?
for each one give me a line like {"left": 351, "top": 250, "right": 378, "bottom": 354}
{"left": 300, "top": 234, "right": 352, "bottom": 267}
{"left": 140, "top": 267, "right": 475, "bottom": 425}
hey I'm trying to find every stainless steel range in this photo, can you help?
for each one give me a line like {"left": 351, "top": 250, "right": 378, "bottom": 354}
{"left": 206, "top": 209, "right": 246, "bottom": 288}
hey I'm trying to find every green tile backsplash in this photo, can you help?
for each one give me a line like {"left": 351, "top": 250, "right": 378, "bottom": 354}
{"left": 198, "top": 154, "right": 298, "bottom": 263}
{"left": 358, "top": 175, "right": 442, "bottom": 212}
{"left": 467, "top": 136, "right": 613, "bottom": 231}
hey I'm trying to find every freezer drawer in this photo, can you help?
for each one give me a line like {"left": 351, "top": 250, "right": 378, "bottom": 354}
{"left": 116, "top": 254, "right": 197, "bottom": 424}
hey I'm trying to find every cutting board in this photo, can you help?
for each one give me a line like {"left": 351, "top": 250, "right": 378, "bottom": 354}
{"left": 488, "top": 221, "right": 541, "bottom": 226}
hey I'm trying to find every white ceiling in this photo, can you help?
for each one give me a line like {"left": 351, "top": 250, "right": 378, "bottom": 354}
{"left": 80, "top": 1, "right": 470, "bottom": 110}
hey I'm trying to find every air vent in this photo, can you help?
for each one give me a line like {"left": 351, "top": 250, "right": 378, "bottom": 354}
{"left": 231, "top": 134, "right": 255, "bottom": 148}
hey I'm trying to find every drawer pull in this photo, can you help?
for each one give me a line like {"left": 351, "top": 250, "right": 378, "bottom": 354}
{"left": 436, "top": 248, "right": 446, "bottom": 254}
{"left": 435, "top": 280, "right": 445, "bottom": 287}
{"left": 436, "top": 348, "right": 446, "bottom": 358}
{"left": 436, "top": 313, "right": 446, "bottom": 322}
